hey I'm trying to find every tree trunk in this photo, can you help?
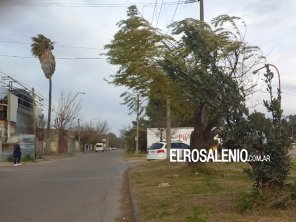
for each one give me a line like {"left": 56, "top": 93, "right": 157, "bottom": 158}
{"left": 46, "top": 77, "right": 52, "bottom": 154}
{"left": 47, "top": 77, "right": 52, "bottom": 139}
{"left": 189, "top": 107, "right": 217, "bottom": 165}
{"left": 135, "top": 94, "right": 139, "bottom": 154}
{"left": 166, "top": 98, "right": 171, "bottom": 159}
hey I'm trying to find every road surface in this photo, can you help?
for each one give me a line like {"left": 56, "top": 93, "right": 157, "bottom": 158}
{"left": 0, "top": 149, "right": 127, "bottom": 222}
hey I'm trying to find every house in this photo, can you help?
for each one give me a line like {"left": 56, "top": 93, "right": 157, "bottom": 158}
{"left": 0, "top": 74, "right": 42, "bottom": 160}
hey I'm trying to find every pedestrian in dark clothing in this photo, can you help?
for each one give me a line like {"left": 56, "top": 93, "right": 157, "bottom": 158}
{"left": 13, "top": 140, "right": 22, "bottom": 166}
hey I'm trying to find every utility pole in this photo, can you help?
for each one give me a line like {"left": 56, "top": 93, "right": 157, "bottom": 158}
{"left": 7, "top": 81, "right": 12, "bottom": 140}
{"left": 166, "top": 98, "right": 171, "bottom": 159}
{"left": 78, "top": 118, "right": 81, "bottom": 152}
{"left": 198, "top": 0, "right": 204, "bottom": 21}
{"left": 135, "top": 94, "right": 139, "bottom": 154}
{"left": 32, "top": 88, "right": 36, "bottom": 158}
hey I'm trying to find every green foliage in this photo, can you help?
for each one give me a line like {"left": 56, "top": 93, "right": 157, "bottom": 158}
{"left": 237, "top": 183, "right": 296, "bottom": 211}
{"left": 31, "top": 34, "right": 55, "bottom": 142}
{"left": 120, "top": 120, "right": 147, "bottom": 152}
{"left": 237, "top": 189, "right": 263, "bottom": 212}
{"left": 185, "top": 207, "right": 206, "bottom": 222}
{"left": 104, "top": 5, "right": 173, "bottom": 97}
{"left": 7, "top": 154, "right": 35, "bottom": 162}
{"left": 221, "top": 65, "right": 290, "bottom": 192}
{"left": 7, "top": 155, "right": 14, "bottom": 162}
{"left": 162, "top": 16, "right": 262, "bottom": 151}
{"left": 105, "top": 5, "right": 183, "bottom": 129}
{"left": 22, "top": 154, "right": 34, "bottom": 162}
{"left": 263, "top": 65, "right": 282, "bottom": 125}
{"left": 120, "top": 91, "right": 145, "bottom": 116}
{"left": 31, "top": 34, "right": 56, "bottom": 79}
{"left": 146, "top": 95, "right": 194, "bottom": 128}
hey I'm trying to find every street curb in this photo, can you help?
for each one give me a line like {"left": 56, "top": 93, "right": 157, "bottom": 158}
{"left": 127, "top": 168, "right": 141, "bottom": 222}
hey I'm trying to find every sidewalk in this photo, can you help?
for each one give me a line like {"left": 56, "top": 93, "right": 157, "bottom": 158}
{"left": 0, "top": 153, "right": 77, "bottom": 168}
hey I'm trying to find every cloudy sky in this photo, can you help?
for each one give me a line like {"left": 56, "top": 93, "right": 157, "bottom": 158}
{"left": 0, "top": 0, "right": 295, "bottom": 135}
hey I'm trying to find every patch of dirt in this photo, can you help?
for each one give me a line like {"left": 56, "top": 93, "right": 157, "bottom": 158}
{"left": 115, "top": 170, "right": 134, "bottom": 222}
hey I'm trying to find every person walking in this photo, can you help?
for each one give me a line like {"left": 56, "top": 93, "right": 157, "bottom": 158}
{"left": 13, "top": 140, "right": 22, "bottom": 166}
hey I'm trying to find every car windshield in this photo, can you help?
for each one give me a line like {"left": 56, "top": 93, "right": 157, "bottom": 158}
{"left": 149, "top": 142, "right": 164, "bottom": 150}
{"left": 171, "top": 142, "right": 190, "bottom": 149}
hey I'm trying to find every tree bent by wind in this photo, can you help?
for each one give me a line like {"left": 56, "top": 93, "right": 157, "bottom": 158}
{"left": 31, "top": 34, "right": 56, "bottom": 145}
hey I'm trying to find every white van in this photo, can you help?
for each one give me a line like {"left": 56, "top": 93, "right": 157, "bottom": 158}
{"left": 94, "top": 143, "right": 104, "bottom": 152}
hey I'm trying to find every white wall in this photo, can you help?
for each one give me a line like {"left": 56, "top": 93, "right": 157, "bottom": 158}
{"left": 9, "top": 93, "right": 18, "bottom": 122}
{"left": 147, "top": 127, "right": 194, "bottom": 147}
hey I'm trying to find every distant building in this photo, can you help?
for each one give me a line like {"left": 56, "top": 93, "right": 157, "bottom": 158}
{"left": 0, "top": 74, "right": 43, "bottom": 160}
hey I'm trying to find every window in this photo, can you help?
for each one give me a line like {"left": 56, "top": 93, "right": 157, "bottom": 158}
{"left": 149, "top": 142, "right": 164, "bottom": 150}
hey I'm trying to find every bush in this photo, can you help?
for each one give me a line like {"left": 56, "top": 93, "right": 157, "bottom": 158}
{"left": 22, "top": 154, "right": 34, "bottom": 162}
{"left": 7, "top": 154, "right": 35, "bottom": 162}
{"left": 237, "top": 189, "right": 263, "bottom": 212}
{"left": 7, "top": 155, "right": 14, "bottom": 162}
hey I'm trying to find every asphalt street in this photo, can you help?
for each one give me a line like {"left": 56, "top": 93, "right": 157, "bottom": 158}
{"left": 0, "top": 149, "right": 127, "bottom": 222}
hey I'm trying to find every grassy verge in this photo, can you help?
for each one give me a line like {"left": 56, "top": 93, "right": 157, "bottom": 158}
{"left": 7, "top": 154, "right": 35, "bottom": 162}
{"left": 130, "top": 159, "right": 296, "bottom": 222}
{"left": 123, "top": 152, "right": 147, "bottom": 161}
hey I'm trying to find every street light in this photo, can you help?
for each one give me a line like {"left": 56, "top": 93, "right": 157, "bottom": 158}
{"left": 68, "top": 92, "right": 86, "bottom": 109}
{"left": 253, "top": 63, "right": 282, "bottom": 125}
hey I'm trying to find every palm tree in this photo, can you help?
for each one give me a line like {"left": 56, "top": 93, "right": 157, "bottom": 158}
{"left": 31, "top": 34, "right": 56, "bottom": 142}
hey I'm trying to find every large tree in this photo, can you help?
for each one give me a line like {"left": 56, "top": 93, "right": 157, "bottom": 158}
{"left": 105, "top": 5, "right": 172, "bottom": 97}
{"left": 105, "top": 8, "right": 263, "bottom": 158}
{"left": 31, "top": 34, "right": 56, "bottom": 143}
{"left": 162, "top": 16, "right": 263, "bottom": 154}
{"left": 105, "top": 5, "right": 177, "bottom": 152}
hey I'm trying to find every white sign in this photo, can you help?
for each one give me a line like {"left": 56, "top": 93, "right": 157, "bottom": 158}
{"left": 147, "top": 127, "right": 194, "bottom": 147}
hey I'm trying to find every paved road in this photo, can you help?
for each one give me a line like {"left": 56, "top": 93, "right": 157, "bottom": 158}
{"left": 0, "top": 149, "right": 127, "bottom": 222}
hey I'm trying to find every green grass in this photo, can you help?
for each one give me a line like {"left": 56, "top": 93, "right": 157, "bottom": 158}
{"left": 7, "top": 154, "right": 35, "bottom": 162}
{"left": 130, "top": 159, "right": 296, "bottom": 222}
{"left": 123, "top": 151, "right": 147, "bottom": 160}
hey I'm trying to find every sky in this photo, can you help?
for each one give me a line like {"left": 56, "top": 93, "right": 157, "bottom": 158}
{"left": 0, "top": 0, "right": 296, "bottom": 135}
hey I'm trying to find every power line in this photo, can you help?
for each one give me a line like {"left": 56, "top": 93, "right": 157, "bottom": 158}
{"left": 151, "top": 0, "right": 158, "bottom": 24}
{"left": 0, "top": 55, "right": 33, "bottom": 59}
{"left": 0, "top": 54, "right": 105, "bottom": 60}
{"left": 0, "top": 1, "right": 187, "bottom": 8}
{"left": 156, "top": 0, "right": 165, "bottom": 27}
{"left": 170, "top": 0, "right": 181, "bottom": 25}
{"left": 0, "top": 40, "right": 104, "bottom": 50}
{"left": 0, "top": 71, "right": 49, "bottom": 110}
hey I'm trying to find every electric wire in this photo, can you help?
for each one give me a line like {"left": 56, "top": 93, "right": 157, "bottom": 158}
{"left": 170, "top": 0, "right": 181, "bottom": 25}
{"left": 0, "top": 1, "right": 187, "bottom": 8}
{"left": 156, "top": 0, "right": 164, "bottom": 27}
{"left": 0, "top": 70, "right": 49, "bottom": 110}
{"left": 0, "top": 40, "right": 103, "bottom": 51}
{"left": 151, "top": 0, "right": 158, "bottom": 24}
{"left": 0, "top": 54, "right": 105, "bottom": 60}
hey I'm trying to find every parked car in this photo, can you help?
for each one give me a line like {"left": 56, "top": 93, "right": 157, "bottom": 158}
{"left": 94, "top": 143, "right": 104, "bottom": 152}
{"left": 146, "top": 141, "right": 190, "bottom": 160}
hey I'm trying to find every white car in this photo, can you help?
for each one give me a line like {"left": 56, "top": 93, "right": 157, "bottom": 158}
{"left": 146, "top": 141, "right": 190, "bottom": 160}
{"left": 94, "top": 143, "right": 104, "bottom": 152}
